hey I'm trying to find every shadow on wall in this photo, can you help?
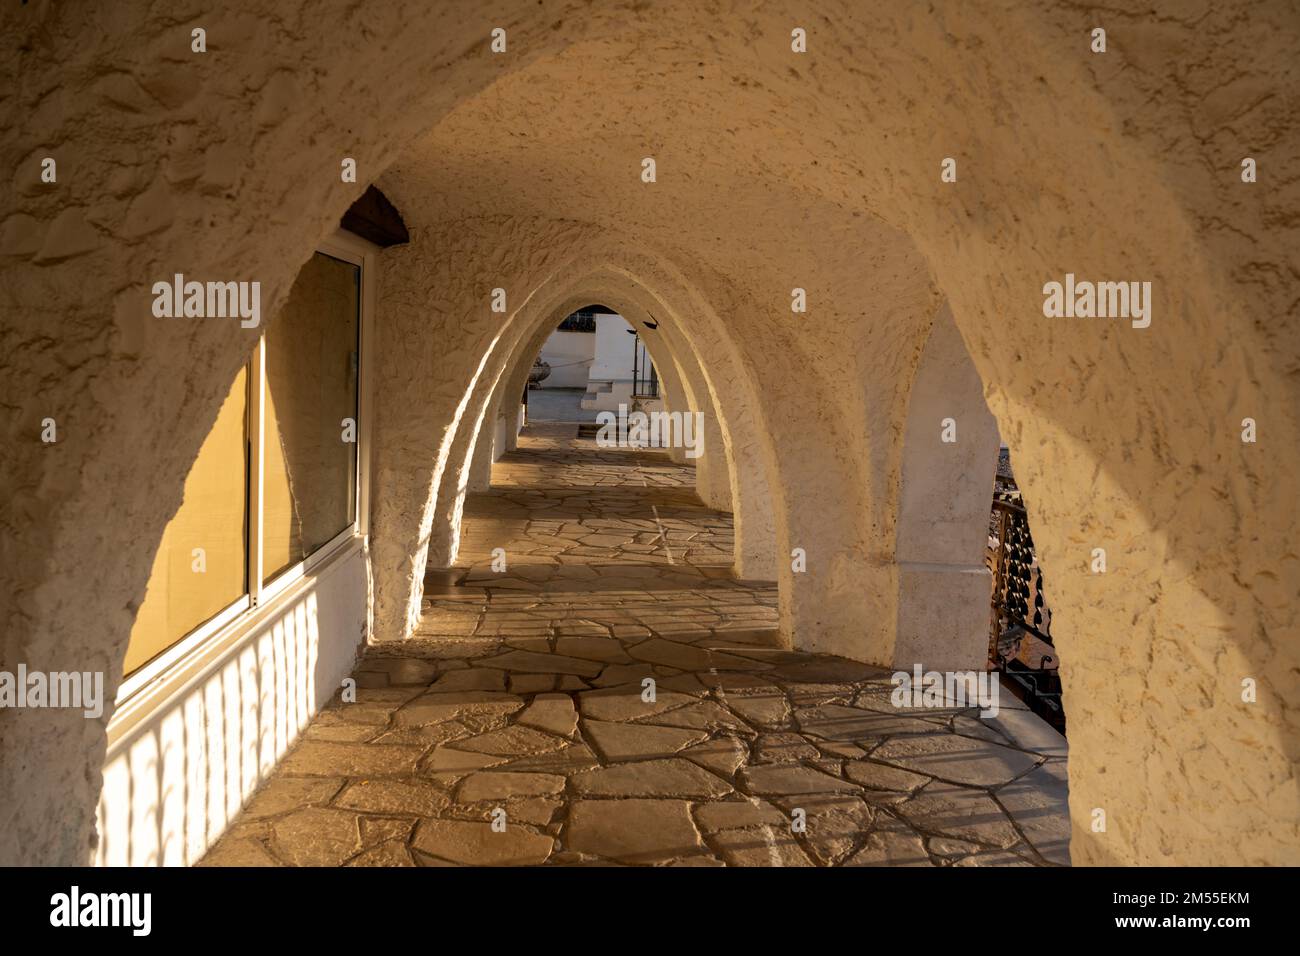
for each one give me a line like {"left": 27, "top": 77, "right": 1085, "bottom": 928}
{"left": 95, "top": 554, "right": 367, "bottom": 866}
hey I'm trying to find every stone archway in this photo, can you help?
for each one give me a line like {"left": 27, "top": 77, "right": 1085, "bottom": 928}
{"left": 471, "top": 281, "right": 779, "bottom": 578}
{"left": 370, "top": 244, "right": 786, "bottom": 643}
{"left": 2, "top": 1, "right": 1295, "bottom": 867}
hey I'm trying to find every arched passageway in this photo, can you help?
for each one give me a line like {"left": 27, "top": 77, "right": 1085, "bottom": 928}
{"left": 200, "top": 422, "right": 1070, "bottom": 867}
{"left": 1, "top": 2, "right": 1295, "bottom": 868}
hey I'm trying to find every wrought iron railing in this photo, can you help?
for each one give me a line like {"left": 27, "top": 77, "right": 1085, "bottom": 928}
{"left": 632, "top": 334, "right": 659, "bottom": 398}
{"left": 987, "top": 456, "right": 1065, "bottom": 733}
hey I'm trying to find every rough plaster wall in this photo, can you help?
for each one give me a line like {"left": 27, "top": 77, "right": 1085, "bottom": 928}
{"left": 0, "top": 0, "right": 1295, "bottom": 867}
{"left": 897, "top": 304, "right": 1001, "bottom": 567}
{"left": 894, "top": 301, "right": 1001, "bottom": 669}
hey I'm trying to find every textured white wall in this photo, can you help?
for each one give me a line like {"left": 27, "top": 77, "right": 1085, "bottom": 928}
{"left": 537, "top": 328, "right": 594, "bottom": 389}
{"left": 0, "top": 1, "right": 1294, "bottom": 868}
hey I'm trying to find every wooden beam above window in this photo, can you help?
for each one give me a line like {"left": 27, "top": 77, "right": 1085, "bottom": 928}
{"left": 340, "top": 185, "right": 410, "bottom": 247}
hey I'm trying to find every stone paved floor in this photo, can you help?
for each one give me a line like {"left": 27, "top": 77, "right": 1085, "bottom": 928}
{"left": 202, "top": 424, "right": 1070, "bottom": 867}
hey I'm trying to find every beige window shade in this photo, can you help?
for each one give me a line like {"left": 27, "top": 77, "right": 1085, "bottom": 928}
{"left": 123, "top": 365, "right": 249, "bottom": 675}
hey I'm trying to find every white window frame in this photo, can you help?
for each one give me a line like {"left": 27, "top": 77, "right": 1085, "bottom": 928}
{"left": 113, "top": 229, "right": 378, "bottom": 712}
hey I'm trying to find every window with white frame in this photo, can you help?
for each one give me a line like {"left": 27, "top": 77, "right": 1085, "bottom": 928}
{"left": 121, "top": 237, "right": 369, "bottom": 678}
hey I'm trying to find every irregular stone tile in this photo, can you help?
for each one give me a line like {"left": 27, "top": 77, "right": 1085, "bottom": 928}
{"left": 929, "top": 837, "right": 1035, "bottom": 866}
{"left": 504, "top": 637, "right": 553, "bottom": 653}
{"left": 413, "top": 818, "right": 554, "bottom": 866}
{"left": 423, "top": 746, "right": 510, "bottom": 782}
{"left": 270, "top": 807, "right": 361, "bottom": 867}
{"left": 712, "top": 674, "right": 782, "bottom": 694}
{"left": 753, "top": 733, "right": 821, "bottom": 764}
{"left": 353, "top": 670, "right": 391, "bottom": 690}
{"left": 566, "top": 799, "right": 705, "bottom": 863}
{"left": 995, "top": 760, "right": 1071, "bottom": 865}
{"left": 641, "top": 699, "right": 752, "bottom": 734}
{"left": 456, "top": 771, "right": 566, "bottom": 802}
{"left": 628, "top": 638, "right": 758, "bottom": 671}
{"left": 611, "top": 624, "right": 651, "bottom": 641}
{"left": 476, "top": 650, "right": 603, "bottom": 677}
{"left": 510, "top": 673, "right": 557, "bottom": 694}
{"left": 950, "top": 714, "right": 1015, "bottom": 744}
{"left": 452, "top": 725, "right": 569, "bottom": 757}
{"left": 304, "top": 716, "right": 382, "bottom": 743}
{"left": 359, "top": 816, "right": 415, "bottom": 845}
{"left": 694, "top": 798, "right": 788, "bottom": 833}
{"left": 242, "top": 777, "right": 343, "bottom": 819}
{"left": 427, "top": 668, "right": 506, "bottom": 693}
{"left": 346, "top": 840, "right": 416, "bottom": 867}
{"left": 738, "top": 764, "right": 860, "bottom": 796}
{"left": 656, "top": 673, "right": 712, "bottom": 695}
{"left": 516, "top": 693, "right": 579, "bottom": 737}
{"left": 844, "top": 760, "right": 930, "bottom": 793}
{"left": 349, "top": 686, "right": 429, "bottom": 707}
{"left": 669, "top": 855, "right": 727, "bottom": 866}
{"left": 279, "top": 741, "right": 423, "bottom": 777}
{"left": 896, "top": 783, "right": 1021, "bottom": 848}
{"left": 589, "top": 663, "right": 660, "bottom": 688}
{"left": 556, "top": 675, "right": 589, "bottom": 691}
{"left": 842, "top": 816, "right": 933, "bottom": 867}
{"left": 871, "top": 733, "right": 1040, "bottom": 787}
{"left": 795, "top": 703, "right": 939, "bottom": 742}
{"left": 323, "top": 703, "right": 399, "bottom": 727}
{"left": 680, "top": 736, "right": 749, "bottom": 777}
{"left": 198, "top": 837, "right": 281, "bottom": 867}
{"left": 335, "top": 778, "right": 450, "bottom": 817}
{"left": 708, "top": 827, "right": 815, "bottom": 867}
{"left": 396, "top": 691, "right": 524, "bottom": 727}
{"left": 579, "top": 685, "right": 697, "bottom": 722}
{"left": 853, "top": 683, "right": 965, "bottom": 717}
{"left": 487, "top": 797, "right": 562, "bottom": 827}
{"left": 572, "top": 758, "right": 733, "bottom": 799}
{"left": 501, "top": 741, "right": 601, "bottom": 774}
{"left": 770, "top": 659, "right": 891, "bottom": 683}
{"left": 583, "top": 719, "right": 709, "bottom": 760}
{"left": 555, "top": 637, "right": 632, "bottom": 663}
{"left": 784, "top": 682, "right": 856, "bottom": 708}
{"left": 986, "top": 708, "right": 1068, "bottom": 758}
{"left": 376, "top": 658, "right": 439, "bottom": 686}
{"left": 816, "top": 740, "right": 868, "bottom": 760}
{"left": 771, "top": 793, "right": 874, "bottom": 866}
{"left": 369, "top": 718, "right": 477, "bottom": 748}
{"left": 706, "top": 646, "right": 801, "bottom": 666}
{"left": 725, "top": 692, "right": 793, "bottom": 729}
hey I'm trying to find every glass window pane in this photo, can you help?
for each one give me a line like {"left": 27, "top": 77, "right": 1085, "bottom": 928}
{"left": 123, "top": 365, "right": 249, "bottom": 676}
{"left": 262, "top": 252, "right": 360, "bottom": 584}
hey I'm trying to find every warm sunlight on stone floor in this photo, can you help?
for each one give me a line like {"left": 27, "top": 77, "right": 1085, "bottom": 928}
{"left": 201, "top": 425, "right": 1070, "bottom": 867}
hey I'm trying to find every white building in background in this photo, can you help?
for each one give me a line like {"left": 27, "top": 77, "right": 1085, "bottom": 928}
{"left": 536, "top": 307, "right": 662, "bottom": 412}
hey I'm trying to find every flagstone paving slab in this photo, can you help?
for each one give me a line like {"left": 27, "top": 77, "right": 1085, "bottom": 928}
{"left": 202, "top": 424, "right": 1067, "bottom": 867}
{"left": 572, "top": 758, "right": 734, "bottom": 799}
{"left": 566, "top": 799, "right": 705, "bottom": 864}
{"left": 413, "top": 818, "right": 555, "bottom": 866}
{"left": 870, "top": 732, "right": 1041, "bottom": 787}
{"left": 583, "top": 719, "right": 709, "bottom": 760}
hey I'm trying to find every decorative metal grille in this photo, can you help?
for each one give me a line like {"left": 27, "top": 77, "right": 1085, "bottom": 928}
{"left": 987, "top": 449, "right": 1065, "bottom": 734}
